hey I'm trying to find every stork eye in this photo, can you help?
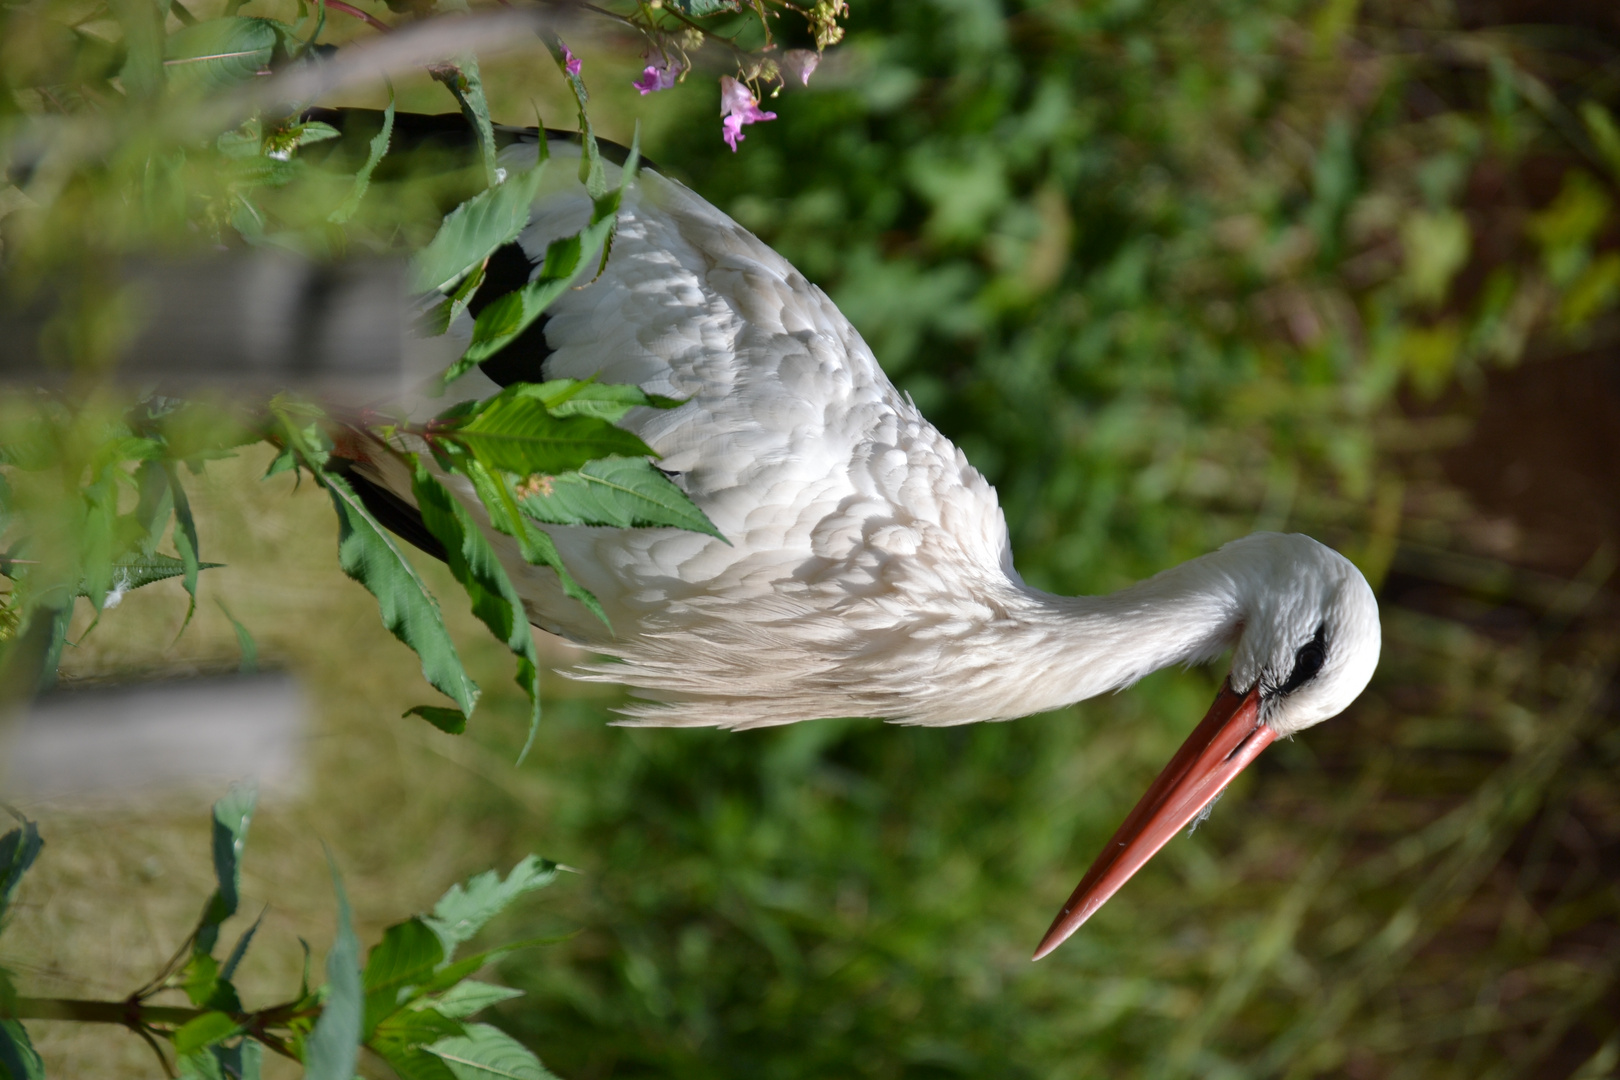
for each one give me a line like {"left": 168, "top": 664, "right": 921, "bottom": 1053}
{"left": 1276, "top": 623, "right": 1327, "bottom": 696}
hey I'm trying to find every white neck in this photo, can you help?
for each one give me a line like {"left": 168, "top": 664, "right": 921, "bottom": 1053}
{"left": 945, "top": 550, "right": 1251, "bottom": 723}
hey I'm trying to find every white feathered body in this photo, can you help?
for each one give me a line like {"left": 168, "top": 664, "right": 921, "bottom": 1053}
{"left": 362, "top": 138, "right": 1380, "bottom": 733}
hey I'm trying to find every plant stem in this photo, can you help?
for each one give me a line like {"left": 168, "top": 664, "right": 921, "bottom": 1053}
{"left": 4, "top": 997, "right": 195, "bottom": 1025}
{"left": 1, "top": 995, "right": 315, "bottom": 1029}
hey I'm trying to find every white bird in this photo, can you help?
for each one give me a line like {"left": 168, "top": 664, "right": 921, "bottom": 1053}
{"left": 339, "top": 116, "right": 1382, "bottom": 960}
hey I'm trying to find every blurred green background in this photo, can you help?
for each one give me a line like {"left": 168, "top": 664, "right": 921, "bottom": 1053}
{"left": 6, "top": 0, "right": 1620, "bottom": 1077}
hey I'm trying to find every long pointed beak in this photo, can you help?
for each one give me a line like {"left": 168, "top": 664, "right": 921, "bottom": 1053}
{"left": 1031, "top": 681, "right": 1274, "bottom": 961}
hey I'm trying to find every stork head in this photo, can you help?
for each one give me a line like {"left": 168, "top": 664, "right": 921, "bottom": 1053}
{"left": 1033, "top": 533, "right": 1381, "bottom": 960}
{"left": 1227, "top": 532, "right": 1383, "bottom": 737}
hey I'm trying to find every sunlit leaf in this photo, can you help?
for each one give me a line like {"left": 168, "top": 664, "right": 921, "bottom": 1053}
{"left": 325, "top": 471, "right": 480, "bottom": 716}
{"left": 447, "top": 394, "right": 652, "bottom": 476}
{"left": 435, "top": 445, "right": 607, "bottom": 630}
{"left": 174, "top": 1011, "right": 240, "bottom": 1056}
{"left": 425, "top": 1023, "right": 558, "bottom": 1080}
{"left": 424, "top": 857, "right": 558, "bottom": 960}
{"left": 517, "top": 456, "right": 720, "bottom": 538}
{"left": 411, "top": 166, "right": 548, "bottom": 294}
{"left": 428, "top": 981, "right": 525, "bottom": 1019}
{"left": 459, "top": 147, "right": 637, "bottom": 368}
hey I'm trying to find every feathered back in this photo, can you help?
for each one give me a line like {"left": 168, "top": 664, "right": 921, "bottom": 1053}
{"left": 382, "top": 135, "right": 1029, "bottom": 727}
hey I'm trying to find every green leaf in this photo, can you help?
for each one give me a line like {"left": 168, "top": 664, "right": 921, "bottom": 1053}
{"left": 548, "top": 34, "right": 604, "bottom": 200}
{"left": 163, "top": 17, "right": 279, "bottom": 93}
{"left": 194, "top": 782, "right": 255, "bottom": 956}
{"left": 0, "top": 1020, "right": 44, "bottom": 1080}
{"left": 448, "top": 394, "right": 653, "bottom": 476}
{"left": 174, "top": 1011, "right": 240, "bottom": 1056}
{"left": 671, "top": 0, "right": 741, "bottom": 13}
{"left": 181, "top": 952, "right": 220, "bottom": 1006}
{"left": 420, "top": 261, "right": 486, "bottom": 340}
{"left": 518, "top": 381, "right": 682, "bottom": 422}
{"left": 81, "top": 475, "right": 117, "bottom": 610}
{"left": 178, "top": 1047, "right": 225, "bottom": 1080}
{"left": 330, "top": 93, "right": 394, "bottom": 225}
{"left": 370, "top": 1044, "right": 460, "bottom": 1080}
{"left": 411, "top": 165, "right": 548, "bottom": 294}
{"left": 371, "top": 1009, "right": 466, "bottom": 1080}
{"left": 211, "top": 783, "right": 255, "bottom": 918}
{"left": 133, "top": 460, "right": 175, "bottom": 553}
{"left": 518, "top": 456, "right": 721, "bottom": 538}
{"left": 211, "top": 1039, "right": 263, "bottom": 1080}
{"left": 324, "top": 471, "right": 480, "bottom": 716}
{"left": 221, "top": 909, "right": 264, "bottom": 980}
{"left": 0, "top": 821, "right": 43, "bottom": 927}
{"left": 424, "top": 857, "right": 558, "bottom": 960}
{"left": 216, "top": 599, "right": 258, "bottom": 674}
{"left": 458, "top": 180, "right": 631, "bottom": 368}
{"left": 73, "top": 552, "right": 223, "bottom": 599}
{"left": 410, "top": 936, "right": 565, "bottom": 999}
{"left": 4, "top": 603, "right": 71, "bottom": 693}
{"left": 437, "top": 446, "right": 607, "bottom": 630}
{"left": 304, "top": 851, "right": 363, "bottom": 1080}
{"left": 411, "top": 461, "right": 542, "bottom": 754}
{"left": 166, "top": 463, "right": 202, "bottom": 633}
{"left": 364, "top": 918, "right": 446, "bottom": 1035}
{"left": 425, "top": 1023, "right": 558, "bottom": 1080}
{"left": 432, "top": 55, "right": 499, "bottom": 189}
{"left": 113, "top": 0, "right": 165, "bottom": 101}
{"left": 428, "top": 981, "right": 524, "bottom": 1019}
{"left": 405, "top": 705, "right": 468, "bottom": 734}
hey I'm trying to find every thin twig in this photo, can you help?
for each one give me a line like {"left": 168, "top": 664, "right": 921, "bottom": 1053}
{"left": 131, "top": 1024, "right": 178, "bottom": 1080}
{"left": 326, "top": 0, "right": 392, "bottom": 34}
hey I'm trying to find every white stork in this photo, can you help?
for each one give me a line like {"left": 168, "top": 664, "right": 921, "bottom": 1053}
{"left": 344, "top": 121, "right": 1382, "bottom": 960}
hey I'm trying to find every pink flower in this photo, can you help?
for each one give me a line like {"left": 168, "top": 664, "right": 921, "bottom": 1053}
{"left": 632, "top": 58, "right": 681, "bottom": 95}
{"left": 719, "top": 75, "right": 776, "bottom": 152}
{"left": 559, "top": 41, "right": 582, "bottom": 77}
{"left": 782, "top": 49, "right": 820, "bottom": 86}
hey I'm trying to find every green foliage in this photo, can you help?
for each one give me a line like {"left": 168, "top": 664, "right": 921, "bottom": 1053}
{"left": 163, "top": 17, "right": 283, "bottom": 93}
{"left": 438, "top": 390, "right": 656, "bottom": 477}
{"left": 327, "top": 94, "right": 394, "bottom": 226}
{"left": 458, "top": 140, "right": 640, "bottom": 369}
{"left": 0, "top": 1019, "right": 44, "bottom": 1080}
{"left": 518, "top": 456, "right": 721, "bottom": 538}
{"left": 0, "top": 823, "right": 42, "bottom": 930}
{"left": 0, "top": 790, "right": 559, "bottom": 1078}
{"left": 425, "top": 1023, "right": 559, "bottom": 1080}
{"left": 425, "top": 856, "right": 559, "bottom": 960}
{"left": 411, "top": 461, "right": 541, "bottom": 753}
{"left": 326, "top": 468, "right": 481, "bottom": 716}
{"left": 301, "top": 854, "right": 362, "bottom": 1080}
{"left": 410, "top": 164, "right": 550, "bottom": 295}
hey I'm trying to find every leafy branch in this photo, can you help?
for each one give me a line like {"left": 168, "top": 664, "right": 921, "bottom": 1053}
{"left": 0, "top": 790, "right": 563, "bottom": 1080}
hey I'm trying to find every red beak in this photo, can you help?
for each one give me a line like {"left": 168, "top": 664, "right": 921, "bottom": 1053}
{"left": 1031, "top": 681, "right": 1274, "bottom": 961}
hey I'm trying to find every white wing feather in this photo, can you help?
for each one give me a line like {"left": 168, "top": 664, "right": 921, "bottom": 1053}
{"left": 406, "top": 140, "right": 1027, "bottom": 728}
